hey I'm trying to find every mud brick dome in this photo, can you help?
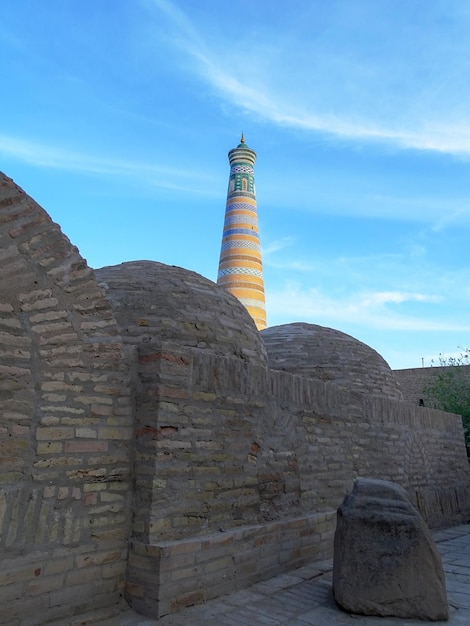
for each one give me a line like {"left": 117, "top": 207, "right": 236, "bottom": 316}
{"left": 261, "top": 322, "right": 403, "bottom": 401}
{"left": 95, "top": 260, "right": 267, "bottom": 366}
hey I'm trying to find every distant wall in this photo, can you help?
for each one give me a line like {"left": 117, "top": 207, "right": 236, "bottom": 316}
{"left": 395, "top": 365, "right": 470, "bottom": 406}
{"left": 127, "top": 341, "right": 470, "bottom": 618}
{"left": 0, "top": 175, "right": 134, "bottom": 624}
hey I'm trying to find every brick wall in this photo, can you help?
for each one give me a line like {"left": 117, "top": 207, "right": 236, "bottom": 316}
{"left": 0, "top": 174, "right": 134, "bottom": 624}
{"left": 2, "top": 172, "right": 470, "bottom": 623}
{"left": 128, "top": 511, "right": 334, "bottom": 618}
{"left": 395, "top": 365, "right": 470, "bottom": 406}
{"left": 126, "top": 342, "right": 470, "bottom": 618}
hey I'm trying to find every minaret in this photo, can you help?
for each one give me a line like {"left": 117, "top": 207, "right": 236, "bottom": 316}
{"left": 217, "top": 134, "right": 267, "bottom": 330}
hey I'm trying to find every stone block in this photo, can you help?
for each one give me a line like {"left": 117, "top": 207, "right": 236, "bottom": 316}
{"left": 333, "top": 478, "right": 448, "bottom": 621}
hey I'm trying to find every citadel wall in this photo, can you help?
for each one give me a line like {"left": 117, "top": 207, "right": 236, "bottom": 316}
{"left": 1, "top": 172, "right": 470, "bottom": 623}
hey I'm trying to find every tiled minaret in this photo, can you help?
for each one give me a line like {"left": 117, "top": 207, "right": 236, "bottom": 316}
{"left": 217, "top": 134, "right": 267, "bottom": 330}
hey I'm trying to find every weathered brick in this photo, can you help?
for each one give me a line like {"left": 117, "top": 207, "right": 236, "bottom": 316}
{"left": 75, "top": 427, "right": 97, "bottom": 438}
{"left": 21, "top": 296, "right": 59, "bottom": 312}
{"left": 64, "top": 440, "right": 108, "bottom": 453}
{"left": 27, "top": 573, "right": 64, "bottom": 595}
{"left": 98, "top": 427, "right": 133, "bottom": 440}
{"left": 0, "top": 562, "right": 44, "bottom": 586}
{"left": 0, "top": 581, "right": 25, "bottom": 602}
{"left": 36, "top": 426, "right": 74, "bottom": 440}
{"left": 83, "top": 483, "right": 107, "bottom": 493}
{"left": 66, "top": 564, "right": 102, "bottom": 586}
{"left": 37, "top": 441, "right": 63, "bottom": 454}
{"left": 44, "top": 557, "right": 74, "bottom": 576}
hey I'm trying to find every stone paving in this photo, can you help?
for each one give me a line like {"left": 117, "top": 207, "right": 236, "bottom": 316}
{"left": 85, "top": 524, "right": 470, "bottom": 626}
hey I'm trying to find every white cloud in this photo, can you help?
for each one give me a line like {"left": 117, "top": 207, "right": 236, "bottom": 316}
{"left": 146, "top": 0, "right": 470, "bottom": 157}
{"left": 361, "top": 291, "right": 441, "bottom": 307}
{"left": 262, "top": 237, "right": 295, "bottom": 257}
{"left": 266, "top": 282, "right": 467, "bottom": 332}
{"left": 0, "top": 134, "right": 214, "bottom": 193}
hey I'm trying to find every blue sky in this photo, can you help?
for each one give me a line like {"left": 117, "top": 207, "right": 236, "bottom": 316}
{"left": 1, "top": 0, "right": 470, "bottom": 370}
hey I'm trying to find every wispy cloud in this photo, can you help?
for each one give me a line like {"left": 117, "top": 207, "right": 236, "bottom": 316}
{"left": 266, "top": 282, "right": 469, "bottom": 332}
{"left": 262, "top": 237, "right": 295, "bottom": 257}
{"left": 360, "top": 291, "right": 441, "bottom": 307}
{"left": 0, "top": 134, "right": 214, "bottom": 193}
{"left": 147, "top": 0, "right": 470, "bottom": 157}
{"left": 262, "top": 238, "right": 321, "bottom": 271}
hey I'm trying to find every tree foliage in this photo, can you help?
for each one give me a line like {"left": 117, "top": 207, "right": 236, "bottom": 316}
{"left": 424, "top": 349, "right": 470, "bottom": 457}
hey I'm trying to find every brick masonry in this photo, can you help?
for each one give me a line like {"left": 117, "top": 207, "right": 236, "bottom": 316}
{"left": 262, "top": 322, "right": 404, "bottom": 401}
{"left": 395, "top": 364, "right": 470, "bottom": 406}
{"left": 0, "top": 174, "right": 134, "bottom": 624}
{"left": 124, "top": 341, "right": 470, "bottom": 617}
{"left": 1, "top": 172, "right": 470, "bottom": 623}
{"left": 128, "top": 510, "right": 334, "bottom": 618}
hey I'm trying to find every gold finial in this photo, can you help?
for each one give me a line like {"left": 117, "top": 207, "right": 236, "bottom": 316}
{"left": 240, "top": 132, "right": 245, "bottom": 143}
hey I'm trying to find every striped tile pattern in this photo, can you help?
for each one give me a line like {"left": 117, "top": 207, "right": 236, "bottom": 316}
{"left": 217, "top": 136, "right": 267, "bottom": 330}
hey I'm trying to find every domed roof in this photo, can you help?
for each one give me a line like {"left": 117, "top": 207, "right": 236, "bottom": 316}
{"left": 95, "top": 261, "right": 267, "bottom": 366}
{"left": 261, "top": 322, "right": 402, "bottom": 401}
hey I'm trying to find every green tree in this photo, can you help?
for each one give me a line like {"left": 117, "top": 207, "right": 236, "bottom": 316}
{"left": 424, "top": 349, "right": 470, "bottom": 457}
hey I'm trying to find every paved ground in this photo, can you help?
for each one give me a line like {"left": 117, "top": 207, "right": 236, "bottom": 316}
{"left": 84, "top": 524, "right": 470, "bottom": 625}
